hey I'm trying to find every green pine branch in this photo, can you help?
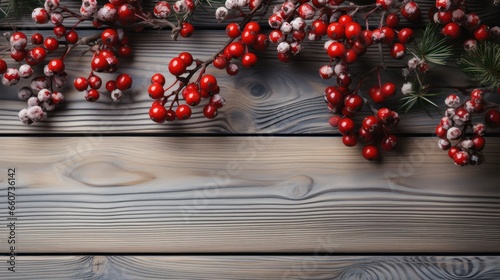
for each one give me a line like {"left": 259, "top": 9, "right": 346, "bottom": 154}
{"left": 410, "top": 24, "right": 453, "bottom": 65}
{"left": 457, "top": 41, "right": 500, "bottom": 89}
{"left": 0, "top": 0, "right": 42, "bottom": 20}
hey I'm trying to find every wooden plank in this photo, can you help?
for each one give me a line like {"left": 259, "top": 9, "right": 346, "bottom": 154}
{"left": 0, "top": 137, "right": 499, "bottom": 253}
{"left": 1, "top": 30, "right": 495, "bottom": 135}
{"left": 1, "top": 255, "right": 500, "bottom": 279}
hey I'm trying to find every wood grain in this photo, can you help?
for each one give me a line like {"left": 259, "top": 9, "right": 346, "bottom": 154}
{"left": 1, "top": 255, "right": 500, "bottom": 279}
{"left": 0, "top": 137, "right": 499, "bottom": 253}
{"left": 1, "top": 29, "right": 496, "bottom": 135}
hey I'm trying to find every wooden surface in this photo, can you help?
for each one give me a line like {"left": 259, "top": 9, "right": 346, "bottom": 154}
{"left": 3, "top": 256, "right": 500, "bottom": 280}
{"left": 1, "top": 0, "right": 500, "bottom": 278}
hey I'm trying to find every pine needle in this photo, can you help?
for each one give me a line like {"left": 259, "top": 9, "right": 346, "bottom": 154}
{"left": 411, "top": 24, "right": 453, "bottom": 65}
{"left": 457, "top": 41, "right": 500, "bottom": 88}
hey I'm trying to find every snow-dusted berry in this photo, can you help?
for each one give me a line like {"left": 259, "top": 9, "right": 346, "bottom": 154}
{"left": 44, "top": 65, "right": 54, "bottom": 77}
{"left": 18, "top": 87, "right": 33, "bottom": 101}
{"left": 473, "top": 123, "right": 486, "bottom": 136}
{"left": 42, "top": 101, "right": 56, "bottom": 112}
{"left": 268, "top": 14, "right": 284, "bottom": 29}
{"left": 50, "top": 12, "right": 64, "bottom": 25}
{"left": 18, "top": 108, "right": 31, "bottom": 125}
{"left": 174, "top": 0, "right": 188, "bottom": 14}
{"left": 97, "top": 4, "right": 118, "bottom": 22}
{"left": 10, "top": 32, "right": 28, "bottom": 50}
{"left": 44, "top": 0, "right": 60, "bottom": 12}
{"left": 438, "top": 139, "right": 451, "bottom": 150}
{"left": 281, "top": 2, "right": 295, "bottom": 16}
{"left": 440, "top": 116, "right": 453, "bottom": 130}
{"left": 153, "top": 1, "right": 172, "bottom": 19}
{"left": 27, "top": 105, "right": 46, "bottom": 122}
{"left": 277, "top": 41, "right": 290, "bottom": 53}
{"left": 2, "top": 68, "right": 20, "bottom": 86}
{"left": 111, "top": 89, "right": 123, "bottom": 102}
{"left": 296, "top": 3, "right": 315, "bottom": 20}
{"left": 38, "top": 89, "right": 52, "bottom": 102}
{"left": 53, "top": 72, "right": 68, "bottom": 88}
{"left": 28, "top": 96, "right": 40, "bottom": 107}
{"left": 291, "top": 17, "right": 306, "bottom": 31}
{"left": 215, "top": 7, "right": 228, "bottom": 20}
{"left": 445, "top": 94, "right": 461, "bottom": 108}
{"left": 19, "top": 64, "right": 33, "bottom": 78}
{"left": 31, "top": 76, "right": 50, "bottom": 92}
{"left": 280, "top": 22, "right": 292, "bottom": 34}
{"left": 32, "top": 8, "right": 49, "bottom": 24}
{"left": 51, "top": 92, "right": 64, "bottom": 105}
{"left": 461, "top": 139, "right": 473, "bottom": 149}
{"left": 446, "top": 127, "right": 461, "bottom": 140}
{"left": 319, "top": 65, "right": 334, "bottom": 79}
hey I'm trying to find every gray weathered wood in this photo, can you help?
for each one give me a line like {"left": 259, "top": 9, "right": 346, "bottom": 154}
{"left": 0, "top": 137, "right": 499, "bottom": 253}
{"left": 1, "top": 30, "right": 494, "bottom": 135}
{"left": 1, "top": 255, "right": 500, "bottom": 279}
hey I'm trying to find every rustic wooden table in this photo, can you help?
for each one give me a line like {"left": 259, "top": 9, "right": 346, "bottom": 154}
{"left": 1, "top": 0, "right": 499, "bottom": 279}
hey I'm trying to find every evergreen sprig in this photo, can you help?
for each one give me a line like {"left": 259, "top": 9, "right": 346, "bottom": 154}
{"left": 411, "top": 24, "right": 453, "bottom": 65}
{"left": 0, "top": 0, "right": 41, "bottom": 20}
{"left": 457, "top": 41, "right": 500, "bottom": 89}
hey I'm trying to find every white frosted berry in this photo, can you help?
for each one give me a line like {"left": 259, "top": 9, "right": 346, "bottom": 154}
{"left": 445, "top": 108, "right": 456, "bottom": 118}
{"left": 407, "top": 57, "right": 420, "bottom": 69}
{"left": 18, "top": 87, "right": 33, "bottom": 101}
{"left": 461, "top": 139, "right": 473, "bottom": 149}
{"left": 281, "top": 2, "right": 295, "bottom": 15}
{"left": 268, "top": 14, "right": 284, "bottom": 29}
{"left": 38, "top": 89, "right": 52, "bottom": 102}
{"left": 31, "top": 76, "right": 50, "bottom": 92}
{"left": 319, "top": 65, "right": 334, "bottom": 79}
{"left": 280, "top": 22, "right": 292, "bottom": 34}
{"left": 28, "top": 105, "right": 45, "bottom": 122}
{"left": 447, "top": 127, "right": 461, "bottom": 140}
{"left": 44, "top": 65, "right": 54, "bottom": 77}
{"left": 97, "top": 4, "right": 118, "bottom": 21}
{"left": 296, "top": 3, "right": 315, "bottom": 20}
{"left": 50, "top": 12, "right": 64, "bottom": 25}
{"left": 236, "top": 0, "right": 248, "bottom": 8}
{"left": 290, "top": 41, "right": 302, "bottom": 55}
{"left": 53, "top": 72, "right": 68, "bottom": 88}
{"left": 51, "top": 92, "right": 64, "bottom": 105}
{"left": 111, "top": 89, "right": 123, "bottom": 102}
{"left": 473, "top": 123, "right": 486, "bottom": 136}
{"left": 464, "top": 100, "right": 476, "bottom": 113}
{"left": 2, "top": 68, "right": 20, "bottom": 86}
{"left": 19, "top": 64, "right": 33, "bottom": 78}
{"left": 225, "top": 0, "right": 238, "bottom": 9}
{"left": 215, "top": 7, "right": 228, "bottom": 21}
{"left": 440, "top": 116, "right": 453, "bottom": 130}
{"left": 42, "top": 101, "right": 56, "bottom": 112}
{"left": 28, "top": 96, "right": 40, "bottom": 107}
{"left": 18, "top": 108, "right": 31, "bottom": 124}
{"left": 32, "top": 8, "right": 49, "bottom": 24}
{"left": 445, "top": 94, "right": 461, "bottom": 108}
{"left": 174, "top": 0, "right": 188, "bottom": 14}
{"left": 10, "top": 32, "right": 28, "bottom": 50}
{"left": 438, "top": 139, "right": 451, "bottom": 150}
{"left": 290, "top": 17, "right": 306, "bottom": 31}
{"left": 277, "top": 41, "right": 290, "bottom": 53}
{"left": 401, "top": 82, "right": 413, "bottom": 95}
{"left": 436, "top": 0, "right": 452, "bottom": 11}
{"left": 45, "top": 0, "right": 60, "bottom": 11}
{"left": 333, "top": 62, "right": 348, "bottom": 76}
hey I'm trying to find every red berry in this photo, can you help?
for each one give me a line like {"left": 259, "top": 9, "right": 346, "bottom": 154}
{"left": 176, "top": 104, "right": 192, "bottom": 120}
{"left": 116, "top": 73, "right": 133, "bottom": 90}
{"left": 435, "top": 125, "right": 447, "bottom": 138}
{"left": 485, "top": 109, "right": 500, "bottom": 128}
{"left": 148, "top": 83, "right": 164, "bottom": 99}
{"left": 344, "top": 94, "right": 363, "bottom": 112}
{"left": 226, "top": 23, "right": 241, "bottom": 38}
{"left": 203, "top": 104, "right": 218, "bottom": 119}
{"left": 474, "top": 25, "right": 490, "bottom": 41}
{"left": 168, "top": 57, "right": 187, "bottom": 76}
{"left": 241, "top": 52, "right": 258, "bottom": 68}
{"left": 118, "top": 4, "right": 135, "bottom": 21}
{"left": 338, "top": 15, "right": 353, "bottom": 26}
{"left": 442, "top": 22, "right": 461, "bottom": 39}
{"left": 0, "top": 59, "right": 7, "bottom": 74}
{"left": 244, "top": 21, "right": 261, "bottom": 33}
{"left": 381, "top": 82, "right": 396, "bottom": 97}
{"left": 311, "top": 19, "right": 328, "bottom": 37}
{"left": 327, "top": 42, "right": 346, "bottom": 59}
{"left": 390, "top": 43, "right": 406, "bottom": 60}
{"left": 252, "top": 34, "right": 269, "bottom": 52}
{"left": 369, "top": 86, "right": 385, "bottom": 103}
{"left": 106, "top": 80, "right": 117, "bottom": 93}
{"left": 101, "top": 28, "right": 119, "bottom": 47}
{"left": 381, "top": 134, "right": 397, "bottom": 151}
{"left": 226, "top": 42, "right": 245, "bottom": 59}
{"left": 453, "top": 151, "right": 469, "bottom": 166}
{"left": 117, "top": 45, "right": 132, "bottom": 57}
{"left": 327, "top": 22, "right": 345, "bottom": 40}
{"left": 381, "top": 27, "right": 396, "bottom": 44}
{"left": 53, "top": 25, "right": 66, "bottom": 38}
{"left": 151, "top": 73, "right": 166, "bottom": 86}
{"left": 385, "top": 13, "right": 400, "bottom": 28}
{"left": 31, "top": 33, "right": 44, "bottom": 45}
{"left": 241, "top": 29, "right": 257, "bottom": 45}
{"left": 184, "top": 90, "right": 201, "bottom": 106}
{"left": 65, "top": 30, "right": 79, "bottom": 44}
{"left": 85, "top": 89, "right": 100, "bottom": 102}
{"left": 88, "top": 75, "right": 102, "bottom": 90}
{"left": 344, "top": 22, "right": 362, "bottom": 40}
{"left": 472, "top": 135, "right": 485, "bottom": 151}
{"left": 178, "top": 52, "right": 194, "bottom": 67}
{"left": 149, "top": 103, "right": 168, "bottom": 123}
{"left": 362, "top": 145, "right": 380, "bottom": 161}
{"left": 200, "top": 74, "right": 217, "bottom": 92}
{"left": 448, "top": 146, "right": 460, "bottom": 158}
{"left": 44, "top": 37, "right": 59, "bottom": 52}
{"left": 74, "top": 77, "right": 89, "bottom": 91}
{"left": 338, "top": 117, "right": 355, "bottom": 135}
{"left": 179, "top": 23, "right": 194, "bottom": 38}
{"left": 325, "top": 86, "right": 343, "bottom": 106}
{"left": 47, "top": 59, "right": 65, "bottom": 74}
{"left": 398, "top": 28, "right": 414, "bottom": 44}
{"left": 342, "top": 134, "right": 358, "bottom": 147}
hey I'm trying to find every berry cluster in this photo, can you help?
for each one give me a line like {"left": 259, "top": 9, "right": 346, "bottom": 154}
{"left": 432, "top": 0, "right": 497, "bottom": 44}
{"left": 436, "top": 89, "right": 499, "bottom": 166}
{"left": 0, "top": 0, "right": 199, "bottom": 125}
{"left": 330, "top": 106, "right": 400, "bottom": 160}
{"left": 147, "top": 0, "right": 271, "bottom": 123}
